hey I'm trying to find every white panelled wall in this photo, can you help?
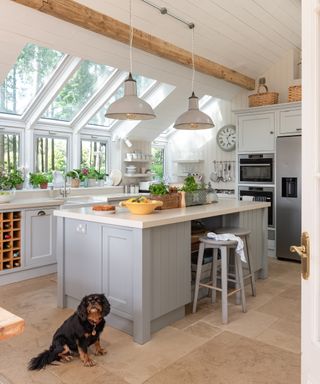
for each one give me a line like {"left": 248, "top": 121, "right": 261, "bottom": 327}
{"left": 166, "top": 99, "right": 235, "bottom": 190}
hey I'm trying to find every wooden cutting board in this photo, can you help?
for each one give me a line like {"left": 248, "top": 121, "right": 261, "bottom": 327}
{"left": 0, "top": 307, "right": 24, "bottom": 341}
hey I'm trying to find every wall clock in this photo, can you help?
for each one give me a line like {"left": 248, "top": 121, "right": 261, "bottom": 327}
{"left": 216, "top": 124, "right": 236, "bottom": 151}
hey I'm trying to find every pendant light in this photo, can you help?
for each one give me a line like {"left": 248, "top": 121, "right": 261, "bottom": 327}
{"left": 105, "top": 0, "right": 156, "bottom": 120}
{"left": 174, "top": 25, "right": 214, "bottom": 130}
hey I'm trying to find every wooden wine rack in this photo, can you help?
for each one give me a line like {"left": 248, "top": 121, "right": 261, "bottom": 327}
{"left": 0, "top": 211, "right": 21, "bottom": 271}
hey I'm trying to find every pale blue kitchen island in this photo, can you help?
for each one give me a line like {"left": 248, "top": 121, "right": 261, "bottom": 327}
{"left": 54, "top": 199, "right": 269, "bottom": 344}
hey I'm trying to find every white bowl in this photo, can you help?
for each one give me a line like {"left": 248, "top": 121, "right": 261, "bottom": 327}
{"left": 93, "top": 210, "right": 116, "bottom": 216}
{"left": 0, "top": 190, "right": 15, "bottom": 203}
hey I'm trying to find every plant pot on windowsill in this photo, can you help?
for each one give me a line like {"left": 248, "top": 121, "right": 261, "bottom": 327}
{"left": 39, "top": 182, "right": 48, "bottom": 189}
{"left": 70, "top": 178, "right": 80, "bottom": 188}
{"left": 14, "top": 183, "right": 23, "bottom": 190}
{"left": 87, "top": 178, "right": 97, "bottom": 187}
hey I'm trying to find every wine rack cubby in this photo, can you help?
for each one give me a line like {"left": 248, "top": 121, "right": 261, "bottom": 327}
{"left": 0, "top": 211, "right": 21, "bottom": 271}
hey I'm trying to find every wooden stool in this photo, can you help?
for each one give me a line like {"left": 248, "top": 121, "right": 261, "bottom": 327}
{"left": 214, "top": 227, "right": 256, "bottom": 297}
{"left": 192, "top": 237, "right": 247, "bottom": 324}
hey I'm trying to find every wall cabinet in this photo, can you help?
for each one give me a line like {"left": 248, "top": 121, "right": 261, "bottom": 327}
{"left": 237, "top": 112, "right": 275, "bottom": 152}
{"left": 235, "top": 102, "right": 301, "bottom": 153}
{"left": 278, "top": 108, "right": 301, "bottom": 136}
{"left": 25, "top": 208, "right": 56, "bottom": 267}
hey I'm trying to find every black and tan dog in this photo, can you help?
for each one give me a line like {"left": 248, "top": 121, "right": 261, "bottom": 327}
{"left": 28, "top": 294, "right": 110, "bottom": 370}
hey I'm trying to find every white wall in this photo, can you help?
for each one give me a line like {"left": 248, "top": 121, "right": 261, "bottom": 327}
{"left": 232, "top": 48, "right": 301, "bottom": 110}
{"left": 166, "top": 98, "right": 235, "bottom": 190}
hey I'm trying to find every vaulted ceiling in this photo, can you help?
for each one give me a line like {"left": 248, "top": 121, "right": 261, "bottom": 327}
{"left": 0, "top": 0, "right": 301, "bottom": 141}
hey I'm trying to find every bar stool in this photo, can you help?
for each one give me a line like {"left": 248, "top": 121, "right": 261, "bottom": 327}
{"left": 192, "top": 237, "right": 247, "bottom": 324}
{"left": 214, "top": 227, "right": 256, "bottom": 297}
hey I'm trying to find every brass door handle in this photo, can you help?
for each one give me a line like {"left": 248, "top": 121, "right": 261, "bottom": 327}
{"left": 290, "top": 232, "right": 310, "bottom": 280}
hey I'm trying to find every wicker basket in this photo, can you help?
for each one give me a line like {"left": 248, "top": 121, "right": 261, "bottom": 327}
{"left": 248, "top": 84, "right": 279, "bottom": 107}
{"left": 150, "top": 193, "right": 181, "bottom": 210}
{"left": 185, "top": 190, "right": 208, "bottom": 207}
{"left": 288, "top": 85, "right": 301, "bottom": 102}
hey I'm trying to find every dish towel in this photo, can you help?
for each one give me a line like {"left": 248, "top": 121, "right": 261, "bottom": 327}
{"left": 206, "top": 232, "right": 246, "bottom": 263}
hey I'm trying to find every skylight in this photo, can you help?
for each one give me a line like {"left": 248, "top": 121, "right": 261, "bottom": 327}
{"left": 0, "top": 43, "right": 64, "bottom": 116}
{"left": 88, "top": 74, "right": 156, "bottom": 128}
{"left": 42, "top": 60, "right": 115, "bottom": 122}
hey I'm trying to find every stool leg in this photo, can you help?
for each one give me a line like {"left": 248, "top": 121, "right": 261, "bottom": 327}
{"left": 245, "top": 236, "right": 256, "bottom": 297}
{"left": 235, "top": 254, "right": 247, "bottom": 313}
{"left": 192, "top": 242, "right": 205, "bottom": 313}
{"left": 221, "top": 246, "right": 228, "bottom": 324}
{"left": 234, "top": 247, "right": 241, "bottom": 305}
{"left": 211, "top": 248, "right": 218, "bottom": 304}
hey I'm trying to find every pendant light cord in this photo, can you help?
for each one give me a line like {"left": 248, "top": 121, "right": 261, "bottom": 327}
{"left": 191, "top": 26, "right": 195, "bottom": 94}
{"left": 129, "top": 0, "right": 133, "bottom": 74}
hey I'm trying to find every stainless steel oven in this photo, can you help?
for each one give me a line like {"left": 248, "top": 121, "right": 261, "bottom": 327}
{"left": 239, "top": 154, "right": 274, "bottom": 184}
{"left": 239, "top": 186, "right": 274, "bottom": 227}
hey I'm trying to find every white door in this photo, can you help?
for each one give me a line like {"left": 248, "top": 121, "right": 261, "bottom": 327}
{"left": 301, "top": 0, "right": 320, "bottom": 382}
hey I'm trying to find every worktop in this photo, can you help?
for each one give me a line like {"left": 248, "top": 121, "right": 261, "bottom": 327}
{"left": 54, "top": 199, "right": 270, "bottom": 228}
{"left": 55, "top": 200, "right": 269, "bottom": 344}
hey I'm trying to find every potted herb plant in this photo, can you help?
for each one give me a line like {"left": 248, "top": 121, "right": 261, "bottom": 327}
{"left": 66, "top": 169, "right": 81, "bottom": 188}
{"left": 9, "top": 169, "right": 24, "bottom": 190}
{"left": 29, "top": 172, "right": 49, "bottom": 189}
{"left": 149, "top": 182, "right": 180, "bottom": 209}
{"left": 0, "top": 173, "right": 13, "bottom": 190}
{"left": 180, "top": 175, "right": 206, "bottom": 207}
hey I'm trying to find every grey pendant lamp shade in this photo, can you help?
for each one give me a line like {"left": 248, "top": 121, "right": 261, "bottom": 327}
{"left": 105, "top": 0, "right": 156, "bottom": 121}
{"left": 105, "top": 73, "right": 156, "bottom": 120}
{"left": 174, "top": 26, "right": 214, "bottom": 130}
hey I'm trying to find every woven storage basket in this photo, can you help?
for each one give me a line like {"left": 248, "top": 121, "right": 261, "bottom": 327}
{"left": 288, "top": 85, "right": 301, "bottom": 102}
{"left": 150, "top": 193, "right": 181, "bottom": 210}
{"left": 248, "top": 84, "right": 279, "bottom": 107}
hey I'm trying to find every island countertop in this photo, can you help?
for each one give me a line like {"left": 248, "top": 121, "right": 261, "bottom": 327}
{"left": 54, "top": 199, "right": 270, "bottom": 229}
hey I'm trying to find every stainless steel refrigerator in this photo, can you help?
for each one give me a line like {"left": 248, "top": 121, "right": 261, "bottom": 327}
{"left": 276, "top": 136, "right": 301, "bottom": 261}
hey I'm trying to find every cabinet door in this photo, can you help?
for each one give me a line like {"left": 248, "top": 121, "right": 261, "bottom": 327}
{"left": 64, "top": 220, "right": 102, "bottom": 300}
{"left": 25, "top": 208, "right": 56, "bottom": 267}
{"left": 102, "top": 226, "right": 133, "bottom": 318}
{"left": 238, "top": 112, "right": 275, "bottom": 152}
{"left": 279, "top": 109, "right": 301, "bottom": 136}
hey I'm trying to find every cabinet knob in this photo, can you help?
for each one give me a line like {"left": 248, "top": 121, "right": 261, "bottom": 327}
{"left": 296, "top": 128, "right": 302, "bottom": 131}
{"left": 270, "top": 131, "right": 274, "bottom": 134}
{"left": 37, "top": 210, "right": 46, "bottom": 216}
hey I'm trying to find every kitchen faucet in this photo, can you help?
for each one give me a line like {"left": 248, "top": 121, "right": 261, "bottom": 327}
{"left": 60, "top": 174, "right": 71, "bottom": 198}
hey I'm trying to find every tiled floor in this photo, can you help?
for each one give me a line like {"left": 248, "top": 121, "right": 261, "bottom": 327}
{"left": 0, "top": 258, "right": 301, "bottom": 383}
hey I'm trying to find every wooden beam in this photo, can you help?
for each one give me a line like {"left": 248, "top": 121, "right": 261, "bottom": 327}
{"left": 11, "top": 0, "right": 255, "bottom": 90}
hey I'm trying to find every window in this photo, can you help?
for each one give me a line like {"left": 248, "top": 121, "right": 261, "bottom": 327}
{"left": 80, "top": 137, "right": 109, "bottom": 175}
{"left": 0, "top": 132, "right": 20, "bottom": 172}
{"left": 34, "top": 134, "right": 68, "bottom": 173}
{"left": 43, "top": 61, "right": 115, "bottom": 122}
{"left": 0, "top": 43, "right": 64, "bottom": 115}
{"left": 151, "top": 146, "right": 165, "bottom": 180}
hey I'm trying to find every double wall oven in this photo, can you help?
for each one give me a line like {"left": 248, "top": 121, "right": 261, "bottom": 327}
{"left": 238, "top": 154, "right": 274, "bottom": 228}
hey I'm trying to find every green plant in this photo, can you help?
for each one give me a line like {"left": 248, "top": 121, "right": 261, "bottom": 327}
{"left": 181, "top": 176, "right": 199, "bottom": 192}
{"left": 66, "top": 169, "right": 80, "bottom": 179}
{"left": 0, "top": 174, "right": 13, "bottom": 190}
{"left": 149, "top": 182, "right": 168, "bottom": 195}
{"left": 9, "top": 169, "right": 24, "bottom": 186}
{"left": 29, "top": 172, "right": 49, "bottom": 187}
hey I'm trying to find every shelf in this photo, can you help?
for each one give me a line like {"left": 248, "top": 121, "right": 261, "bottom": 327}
{"left": 174, "top": 160, "right": 203, "bottom": 163}
{"left": 124, "top": 173, "right": 154, "bottom": 178}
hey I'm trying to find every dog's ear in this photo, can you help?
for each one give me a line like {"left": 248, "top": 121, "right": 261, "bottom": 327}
{"left": 100, "top": 294, "right": 111, "bottom": 317}
{"left": 77, "top": 296, "right": 88, "bottom": 321}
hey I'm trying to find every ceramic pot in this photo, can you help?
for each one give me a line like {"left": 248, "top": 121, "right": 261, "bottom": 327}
{"left": 39, "top": 182, "right": 48, "bottom": 189}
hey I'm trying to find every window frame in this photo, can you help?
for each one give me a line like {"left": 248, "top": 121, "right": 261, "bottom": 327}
{"left": 0, "top": 127, "right": 24, "bottom": 172}
{"left": 79, "top": 134, "right": 110, "bottom": 175}
{"left": 151, "top": 143, "right": 167, "bottom": 181}
{"left": 33, "top": 130, "right": 71, "bottom": 173}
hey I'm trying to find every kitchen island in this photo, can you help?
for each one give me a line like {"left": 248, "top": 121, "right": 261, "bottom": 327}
{"left": 54, "top": 199, "right": 269, "bottom": 344}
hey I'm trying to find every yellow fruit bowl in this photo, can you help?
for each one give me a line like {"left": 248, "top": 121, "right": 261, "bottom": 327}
{"left": 120, "top": 198, "right": 163, "bottom": 215}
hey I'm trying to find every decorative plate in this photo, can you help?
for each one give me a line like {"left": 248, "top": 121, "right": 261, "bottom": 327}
{"left": 110, "top": 169, "right": 122, "bottom": 186}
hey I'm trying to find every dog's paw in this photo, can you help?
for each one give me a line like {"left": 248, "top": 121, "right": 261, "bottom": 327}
{"left": 83, "top": 358, "right": 96, "bottom": 367}
{"left": 95, "top": 347, "right": 107, "bottom": 356}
